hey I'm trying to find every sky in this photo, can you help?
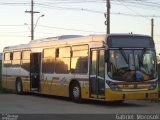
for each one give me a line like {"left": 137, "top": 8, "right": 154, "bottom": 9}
{"left": 0, "top": 0, "right": 160, "bottom": 54}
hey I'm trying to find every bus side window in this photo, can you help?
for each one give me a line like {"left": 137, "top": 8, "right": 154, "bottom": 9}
{"left": 4, "top": 52, "right": 12, "bottom": 67}
{"left": 42, "top": 48, "right": 55, "bottom": 73}
{"left": 98, "top": 50, "right": 105, "bottom": 77}
{"left": 21, "top": 50, "right": 31, "bottom": 71}
{"left": 12, "top": 51, "right": 21, "bottom": 67}
{"left": 71, "top": 45, "right": 88, "bottom": 74}
{"left": 55, "top": 47, "right": 71, "bottom": 74}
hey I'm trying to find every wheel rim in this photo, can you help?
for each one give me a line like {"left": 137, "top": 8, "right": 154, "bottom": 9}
{"left": 17, "top": 81, "right": 21, "bottom": 93}
{"left": 73, "top": 86, "right": 80, "bottom": 99}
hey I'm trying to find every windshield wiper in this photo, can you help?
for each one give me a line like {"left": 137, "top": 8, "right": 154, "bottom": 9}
{"left": 119, "top": 48, "right": 129, "bottom": 64}
{"left": 139, "top": 48, "right": 147, "bottom": 66}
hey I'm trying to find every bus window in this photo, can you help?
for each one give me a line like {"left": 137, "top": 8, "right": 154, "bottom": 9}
{"left": 91, "top": 50, "right": 97, "bottom": 75}
{"left": 55, "top": 47, "right": 70, "bottom": 74}
{"left": 98, "top": 50, "right": 105, "bottom": 77}
{"left": 42, "top": 48, "right": 55, "bottom": 73}
{"left": 21, "top": 50, "right": 31, "bottom": 71}
{"left": 4, "top": 52, "right": 12, "bottom": 67}
{"left": 12, "top": 51, "right": 21, "bottom": 67}
{"left": 4, "top": 53, "right": 10, "bottom": 61}
{"left": 71, "top": 45, "right": 88, "bottom": 74}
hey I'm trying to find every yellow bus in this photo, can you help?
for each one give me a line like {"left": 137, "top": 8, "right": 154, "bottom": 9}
{"left": 2, "top": 34, "right": 158, "bottom": 102}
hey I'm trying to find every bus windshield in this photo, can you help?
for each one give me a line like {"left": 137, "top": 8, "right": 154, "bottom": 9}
{"left": 107, "top": 49, "right": 157, "bottom": 81}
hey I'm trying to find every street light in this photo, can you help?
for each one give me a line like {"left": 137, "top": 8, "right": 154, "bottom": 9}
{"left": 34, "top": 14, "right": 44, "bottom": 30}
{"left": 25, "top": 14, "right": 44, "bottom": 39}
{"left": 24, "top": 23, "right": 30, "bottom": 31}
{"left": 24, "top": 23, "right": 31, "bottom": 37}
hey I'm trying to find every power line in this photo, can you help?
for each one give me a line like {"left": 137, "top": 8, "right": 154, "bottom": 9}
{"left": 0, "top": 31, "right": 28, "bottom": 33}
{"left": 0, "top": 2, "right": 29, "bottom": 4}
{"left": 0, "top": 0, "right": 160, "bottom": 10}
{"left": 0, "top": 1, "right": 160, "bottom": 18}
{"left": 112, "top": 12, "right": 160, "bottom": 18}
{"left": 36, "top": 3, "right": 160, "bottom": 18}
{"left": 122, "top": 1, "right": 160, "bottom": 8}
{"left": 38, "top": 1, "right": 105, "bottom": 4}
{"left": 0, "top": 24, "right": 104, "bottom": 33}
{"left": 0, "top": 35, "right": 27, "bottom": 37}
{"left": 112, "top": 0, "right": 160, "bottom": 13}
{"left": 0, "top": 2, "right": 29, "bottom": 6}
{"left": 0, "top": 0, "right": 159, "bottom": 35}
{"left": 37, "top": 25, "right": 105, "bottom": 33}
{"left": 0, "top": 25, "right": 24, "bottom": 26}
{"left": 115, "top": 0, "right": 149, "bottom": 19}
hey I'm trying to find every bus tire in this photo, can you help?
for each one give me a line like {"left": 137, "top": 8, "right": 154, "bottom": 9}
{"left": 71, "top": 82, "right": 81, "bottom": 103}
{"left": 16, "top": 79, "right": 23, "bottom": 94}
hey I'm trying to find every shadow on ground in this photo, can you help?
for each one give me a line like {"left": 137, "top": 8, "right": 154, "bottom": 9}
{"left": 22, "top": 92, "right": 157, "bottom": 107}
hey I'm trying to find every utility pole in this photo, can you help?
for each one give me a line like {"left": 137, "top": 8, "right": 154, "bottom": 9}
{"left": 151, "top": 18, "right": 154, "bottom": 39}
{"left": 105, "top": 0, "right": 110, "bottom": 34}
{"left": 25, "top": 0, "right": 40, "bottom": 40}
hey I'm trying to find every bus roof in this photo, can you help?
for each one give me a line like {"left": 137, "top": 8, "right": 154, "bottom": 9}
{"left": 3, "top": 34, "right": 153, "bottom": 52}
{"left": 29, "top": 34, "right": 106, "bottom": 48}
{"left": 3, "top": 34, "right": 105, "bottom": 52}
{"left": 3, "top": 44, "right": 29, "bottom": 52}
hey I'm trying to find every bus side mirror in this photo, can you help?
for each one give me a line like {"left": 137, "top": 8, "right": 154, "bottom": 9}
{"left": 105, "top": 50, "right": 109, "bottom": 63}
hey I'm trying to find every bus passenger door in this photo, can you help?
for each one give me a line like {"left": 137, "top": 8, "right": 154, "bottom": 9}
{"left": 89, "top": 49, "right": 105, "bottom": 99}
{"left": 30, "top": 53, "right": 41, "bottom": 91}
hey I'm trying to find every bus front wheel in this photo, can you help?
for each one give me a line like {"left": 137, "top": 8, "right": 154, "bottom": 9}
{"left": 71, "top": 82, "right": 81, "bottom": 103}
{"left": 16, "top": 79, "right": 23, "bottom": 94}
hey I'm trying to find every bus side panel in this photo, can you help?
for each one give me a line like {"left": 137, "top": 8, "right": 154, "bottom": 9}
{"left": 1, "top": 75, "right": 7, "bottom": 89}
{"left": 39, "top": 77, "right": 90, "bottom": 98}
{"left": 6, "top": 75, "right": 16, "bottom": 90}
{"left": 1, "top": 75, "right": 16, "bottom": 90}
{"left": 105, "top": 89, "right": 124, "bottom": 101}
{"left": 2, "top": 67, "right": 16, "bottom": 90}
{"left": 21, "top": 76, "right": 30, "bottom": 92}
{"left": 80, "top": 81, "right": 90, "bottom": 99}
{"left": 40, "top": 79, "right": 69, "bottom": 97}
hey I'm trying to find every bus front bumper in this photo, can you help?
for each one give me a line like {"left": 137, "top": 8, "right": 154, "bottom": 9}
{"left": 105, "top": 89, "right": 158, "bottom": 101}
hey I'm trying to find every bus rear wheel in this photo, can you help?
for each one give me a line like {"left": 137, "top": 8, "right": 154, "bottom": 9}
{"left": 16, "top": 79, "right": 23, "bottom": 94}
{"left": 71, "top": 82, "right": 81, "bottom": 103}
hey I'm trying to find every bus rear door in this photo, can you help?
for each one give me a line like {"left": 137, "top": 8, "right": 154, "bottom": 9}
{"left": 30, "top": 53, "right": 41, "bottom": 91}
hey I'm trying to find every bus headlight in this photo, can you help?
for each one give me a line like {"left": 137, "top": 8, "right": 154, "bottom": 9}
{"left": 106, "top": 81, "right": 121, "bottom": 91}
{"left": 148, "top": 83, "right": 157, "bottom": 90}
